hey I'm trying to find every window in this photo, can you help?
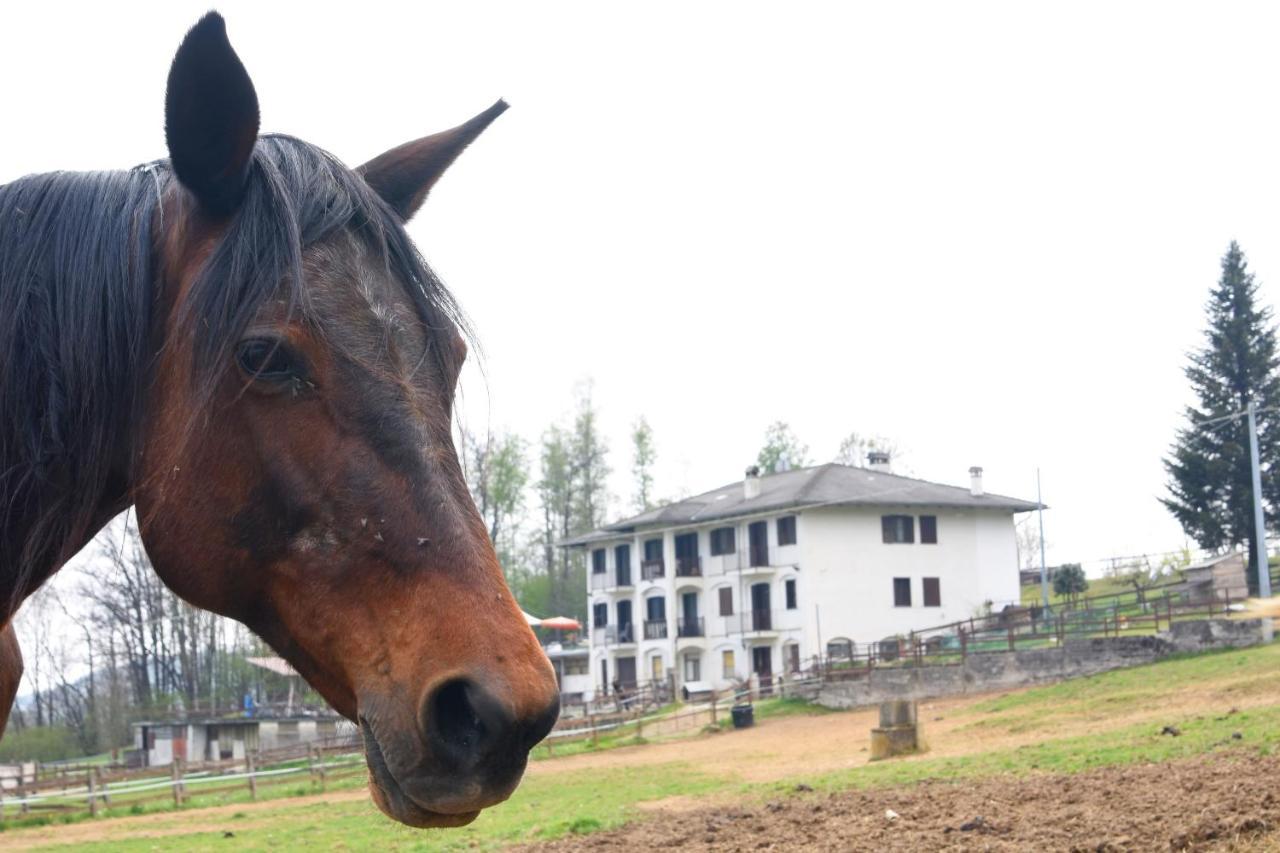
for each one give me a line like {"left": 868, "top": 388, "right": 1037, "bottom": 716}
{"left": 565, "top": 657, "right": 588, "bottom": 676}
{"left": 722, "top": 649, "right": 735, "bottom": 679}
{"left": 882, "top": 515, "right": 915, "bottom": 544}
{"left": 785, "top": 578, "right": 797, "bottom": 610}
{"left": 777, "top": 515, "right": 797, "bottom": 546}
{"left": 893, "top": 577, "right": 912, "bottom": 607}
{"left": 643, "top": 538, "right": 663, "bottom": 561}
{"left": 710, "top": 527, "right": 736, "bottom": 555}
{"left": 718, "top": 587, "right": 733, "bottom": 616}
{"left": 827, "top": 638, "right": 854, "bottom": 659}
{"left": 923, "top": 577, "right": 941, "bottom": 607}
{"left": 615, "top": 544, "right": 632, "bottom": 584}
{"left": 591, "top": 549, "right": 606, "bottom": 573}
{"left": 920, "top": 515, "right": 938, "bottom": 544}
{"left": 674, "top": 532, "right": 698, "bottom": 558}
{"left": 684, "top": 654, "right": 701, "bottom": 682}
{"left": 593, "top": 602, "right": 608, "bottom": 627}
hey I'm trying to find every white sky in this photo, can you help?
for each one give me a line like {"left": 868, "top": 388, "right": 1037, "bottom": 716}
{"left": 5, "top": 1, "right": 1280, "bottom": 576}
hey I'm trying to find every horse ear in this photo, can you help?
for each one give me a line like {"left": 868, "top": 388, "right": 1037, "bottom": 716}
{"left": 358, "top": 100, "right": 508, "bottom": 221}
{"left": 164, "top": 12, "right": 260, "bottom": 217}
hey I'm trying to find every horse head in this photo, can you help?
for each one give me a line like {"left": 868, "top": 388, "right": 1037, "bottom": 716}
{"left": 133, "top": 13, "right": 558, "bottom": 827}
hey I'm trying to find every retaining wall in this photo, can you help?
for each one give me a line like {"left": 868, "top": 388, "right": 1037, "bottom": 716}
{"left": 816, "top": 618, "right": 1273, "bottom": 710}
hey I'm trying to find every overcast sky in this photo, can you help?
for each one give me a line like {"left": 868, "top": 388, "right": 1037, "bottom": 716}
{"left": 5, "top": 1, "right": 1280, "bottom": 576}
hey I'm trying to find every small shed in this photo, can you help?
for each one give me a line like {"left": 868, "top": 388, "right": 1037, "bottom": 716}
{"left": 1180, "top": 551, "right": 1249, "bottom": 604}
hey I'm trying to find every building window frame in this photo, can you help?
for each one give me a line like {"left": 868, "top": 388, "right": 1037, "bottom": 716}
{"left": 882, "top": 515, "right": 915, "bottom": 544}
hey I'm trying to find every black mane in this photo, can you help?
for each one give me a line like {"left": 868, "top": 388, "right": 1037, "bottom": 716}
{"left": 0, "top": 135, "right": 468, "bottom": 612}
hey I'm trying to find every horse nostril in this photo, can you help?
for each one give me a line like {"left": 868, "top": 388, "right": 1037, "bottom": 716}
{"left": 428, "top": 679, "right": 490, "bottom": 766}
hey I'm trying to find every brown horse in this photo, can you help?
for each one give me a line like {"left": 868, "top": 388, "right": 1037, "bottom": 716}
{"left": 0, "top": 13, "right": 558, "bottom": 827}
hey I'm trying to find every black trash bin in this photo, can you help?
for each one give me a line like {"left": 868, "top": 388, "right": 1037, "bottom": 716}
{"left": 731, "top": 703, "right": 754, "bottom": 729}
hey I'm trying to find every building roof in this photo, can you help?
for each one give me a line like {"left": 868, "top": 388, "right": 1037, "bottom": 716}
{"left": 562, "top": 463, "right": 1039, "bottom": 546}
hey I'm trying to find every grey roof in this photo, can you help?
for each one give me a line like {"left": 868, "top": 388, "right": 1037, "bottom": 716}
{"left": 562, "top": 463, "right": 1039, "bottom": 546}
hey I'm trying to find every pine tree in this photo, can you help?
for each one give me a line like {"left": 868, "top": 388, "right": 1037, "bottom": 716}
{"left": 1163, "top": 241, "right": 1280, "bottom": 593}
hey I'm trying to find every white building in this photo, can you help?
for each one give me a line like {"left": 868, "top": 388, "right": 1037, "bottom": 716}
{"left": 565, "top": 459, "right": 1038, "bottom": 702}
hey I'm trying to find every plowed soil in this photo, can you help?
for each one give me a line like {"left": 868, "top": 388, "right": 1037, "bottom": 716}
{"left": 525, "top": 753, "right": 1280, "bottom": 852}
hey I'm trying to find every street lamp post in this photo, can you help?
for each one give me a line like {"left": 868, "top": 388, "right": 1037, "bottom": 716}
{"left": 1248, "top": 401, "right": 1272, "bottom": 599}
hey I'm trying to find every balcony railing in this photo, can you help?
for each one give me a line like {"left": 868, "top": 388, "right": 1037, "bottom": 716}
{"left": 749, "top": 544, "right": 770, "bottom": 568}
{"left": 676, "top": 616, "right": 705, "bottom": 638}
{"left": 675, "top": 556, "right": 702, "bottom": 577}
{"left": 643, "top": 620, "right": 668, "bottom": 640}
{"left": 616, "top": 567, "right": 633, "bottom": 588}
{"left": 720, "top": 608, "right": 801, "bottom": 635}
{"left": 641, "top": 559, "right": 665, "bottom": 581}
{"left": 590, "top": 571, "right": 608, "bottom": 591}
{"left": 606, "top": 623, "right": 636, "bottom": 644}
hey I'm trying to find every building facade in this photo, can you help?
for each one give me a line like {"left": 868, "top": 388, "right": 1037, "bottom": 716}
{"left": 566, "top": 461, "right": 1037, "bottom": 702}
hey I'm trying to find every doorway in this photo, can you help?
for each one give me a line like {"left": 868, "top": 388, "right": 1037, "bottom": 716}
{"left": 752, "top": 646, "right": 773, "bottom": 694}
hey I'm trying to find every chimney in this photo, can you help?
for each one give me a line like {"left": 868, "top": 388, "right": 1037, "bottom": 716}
{"left": 744, "top": 465, "right": 762, "bottom": 499}
{"left": 867, "top": 450, "right": 891, "bottom": 474}
{"left": 969, "top": 466, "right": 984, "bottom": 497}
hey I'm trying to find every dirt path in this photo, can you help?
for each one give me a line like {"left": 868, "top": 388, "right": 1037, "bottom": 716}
{"left": 530, "top": 682, "right": 1277, "bottom": 784}
{"left": 525, "top": 752, "right": 1280, "bottom": 852}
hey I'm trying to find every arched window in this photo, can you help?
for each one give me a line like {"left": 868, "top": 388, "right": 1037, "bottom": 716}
{"left": 826, "top": 638, "right": 855, "bottom": 660}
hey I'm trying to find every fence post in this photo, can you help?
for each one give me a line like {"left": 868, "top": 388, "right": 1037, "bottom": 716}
{"left": 1007, "top": 624, "right": 1015, "bottom": 652}
{"left": 170, "top": 759, "right": 183, "bottom": 807}
{"left": 710, "top": 691, "right": 718, "bottom": 726}
{"left": 98, "top": 765, "right": 110, "bottom": 809}
{"left": 590, "top": 714, "right": 599, "bottom": 747}
{"left": 247, "top": 752, "right": 257, "bottom": 801}
{"left": 315, "top": 746, "right": 327, "bottom": 792}
{"left": 960, "top": 628, "right": 967, "bottom": 660}
{"left": 88, "top": 768, "right": 98, "bottom": 818}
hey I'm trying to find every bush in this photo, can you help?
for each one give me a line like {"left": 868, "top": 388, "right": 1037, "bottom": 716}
{"left": 0, "top": 726, "right": 83, "bottom": 762}
{"left": 1052, "top": 563, "right": 1089, "bottom": 603}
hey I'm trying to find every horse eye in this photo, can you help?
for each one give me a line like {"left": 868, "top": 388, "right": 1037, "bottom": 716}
{"left": 237, "top": 339, "right": 298, "bottom": 381}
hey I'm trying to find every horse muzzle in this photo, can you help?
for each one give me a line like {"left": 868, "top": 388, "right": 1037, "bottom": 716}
{"left": 359, "top": 676, "right": 560, "bottom": 827}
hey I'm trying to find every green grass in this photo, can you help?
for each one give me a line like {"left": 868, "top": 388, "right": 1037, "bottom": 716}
{"left": 14, "top": 642, "right": 1280, "bottom": 850}
{"left": 42, "top": 763, "right": 731, "bottom": 852}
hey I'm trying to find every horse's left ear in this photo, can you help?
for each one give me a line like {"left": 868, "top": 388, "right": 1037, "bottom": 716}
{"left": 358, "top": 100, "right": 508, "bottom": 221}
{"left": 164, "top": 12, "right": 260, "bottom": 217}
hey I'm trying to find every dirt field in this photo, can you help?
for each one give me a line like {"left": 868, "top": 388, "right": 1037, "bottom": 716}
{"left": 526, "top": 752, "right": 1280, "bottom": 852}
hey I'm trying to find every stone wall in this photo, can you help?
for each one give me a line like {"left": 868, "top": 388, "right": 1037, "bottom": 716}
{"left": 816, "top": 618, "right": 1273, "bottom": 711}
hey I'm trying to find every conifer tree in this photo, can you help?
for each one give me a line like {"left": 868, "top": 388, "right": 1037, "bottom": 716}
{"left": 1163, "top": 242, "right": 1280, "bottom": 593}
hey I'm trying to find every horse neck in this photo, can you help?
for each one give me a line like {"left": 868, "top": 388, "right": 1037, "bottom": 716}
{"left": 0, "top": 168, "right": 160, "bottom": 616}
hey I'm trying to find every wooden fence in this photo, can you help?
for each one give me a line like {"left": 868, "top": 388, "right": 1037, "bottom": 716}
{"left": 0, "top": 735, "right": 364, "bottom": 823}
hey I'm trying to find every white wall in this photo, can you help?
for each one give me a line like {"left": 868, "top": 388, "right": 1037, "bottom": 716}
{"left": 800, "top": 506, "right": 1020, "bottom": 652}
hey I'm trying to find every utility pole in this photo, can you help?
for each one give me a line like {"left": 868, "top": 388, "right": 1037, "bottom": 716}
{"left": 1248, "top": 401, "right": 1272, "bottom": 598}
{"left": 1037, "top": 469, "right": 1051, "bottom": 614}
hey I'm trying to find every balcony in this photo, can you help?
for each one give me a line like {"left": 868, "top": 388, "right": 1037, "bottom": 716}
{"left": 675, "top": 556, "right": 702, "bottom": 578}
{"left": 615, "top": 567, "right": 633, "bottom": 588}
{"left": 676, "top": 616, "right": 705, "bottom": 638}
{"left": 724, "top": 608, "right": 800, "bottom": 635}
{"left": 749, "top": 544, "right": 770, "bottom": 568}
{"left": 641, "top": 559, "right": 666, "bottom": 581}
{"left": 643, "top": 620, "right": 668, "bottom": 640}
{"left": 590, "top": 571, "right": 609, "bottom": 591}
{"left": 605, "top": 623, "right": 636, "bottom": 645}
